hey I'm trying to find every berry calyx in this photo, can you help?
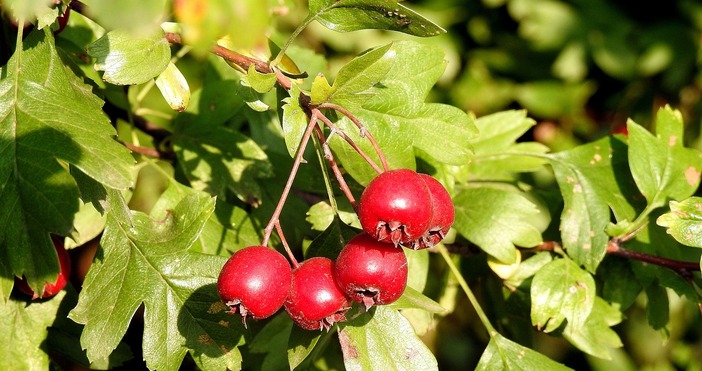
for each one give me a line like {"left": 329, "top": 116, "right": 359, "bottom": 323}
{"left": 16, "top": 235, "right": 71, "bottom": 300}
{"left": 358, "top": 169, "right": 433, "bottom": 246}
{"left": 413, "top": 174, "right": 455, "bottom": 250}
{"left": 217, "top": 246, "right": 292, "bottom": 325}
{"left": 334, "top": 233, "right": 408, "bottom": 309}
{"left": 284, "top": 257, "right": 350, "bottom": 331}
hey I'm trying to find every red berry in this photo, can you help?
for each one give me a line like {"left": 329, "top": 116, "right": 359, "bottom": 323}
{"left": 358, "top": 169, "right": 433, "bottom": 246}
{"left": 414, "top": 174, "right": 454, "bottom": 250}
{"left": 16, "top": 235, "right": 71, "bottom": 299}
{"left": 284, "top": 257, "right": 350, "bottom": 331}
{"left": 334, "top": 233, "right": 408, "bottom": 309}
{"left": 217, "top": 246, "right": 292, "bottom": 324}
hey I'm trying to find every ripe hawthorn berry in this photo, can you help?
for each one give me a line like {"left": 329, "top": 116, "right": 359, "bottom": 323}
{"left": 217, "top": 246, "right": 291, "bottom": 325}
{"left": 334, "top": 233, "right": 408, "bottom": 309}
{"left": 284, "top": 257, "right": 350, "bottom": 331}
{"left": 358, "top": 169, "right": 433, "bottom": 247}
{"left": 16, "top": 235, "right": 71, "bottom": 300}
{"left": 413, "top": 174, "right": 455, "bottom": 250}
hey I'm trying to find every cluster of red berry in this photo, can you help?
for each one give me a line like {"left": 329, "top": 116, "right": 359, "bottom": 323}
{"left": 217, "top": 169, "right": 454, "bottom": 331}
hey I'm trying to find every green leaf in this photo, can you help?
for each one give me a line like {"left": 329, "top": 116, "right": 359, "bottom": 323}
{"left": 310, "top": 73, "right": 333, "bottom": 105}
{"left": 305, "top": 216, "right": 359, "bottom": 260}
{"left": 173, "top": 111, "right": 273, "bottom": 206}
{"left": 0, "top": 291, "right": 66, "bottom": 371}
{"left": 0, "top": 29, "right": 134, "bottom": 296}
{"left": 548, "top": 136, "right": 638, "bottom": 272}
{"left": 330, "top": 41, "right": 476, "bottom": 184}
{"left": 645, "top": 284, "right": 669, "bottom": 333}
{"left": 324, "top": 44, "right": 394, "bottom": 109}
{"left": 338, "top": 306, "right": 438, "bottom": 371}
{"left": 241, "top": 64, "right": 278, "bottom": 94}
{"left": 155, "top": 62, "right": 190, "bottom": 112}
{"left": 68, "top": 194, "right": 245, "bottom": 371}
{"left": 628, "top": 108, "right": 702, "bottom": 209}
{"left": 453, "top": 186, "right": 543, "bottom": 264}
{"left": 281, "top": 84, "right": 310, "bottom": 158}
{"left": 388, "top": 286, "right": 446, "bottom": 314}
{"left": 87, "top": 28, "right": 171, "bottom": 85}
{"left": 469, "top": 110, "right": 549, "bottom": 179}
{"left": 475, "top": 333, "right": 573, "bottom": 371}
{"left": 287, "top": 323, "right": 323, "bottom": 369}
{"left": 306, "top": 199, "right": 360, "bottom": 231}
{"left": 249, "top": 313, "right": 293, "bottom": 371}
{"left": 308, "top": 0, "right": 445, "bottom": 37}
{"left": 530, "top": 258, "right": 596, "bottom": 333}
{"left": 562, "top": 297, "right": 623, "bottom": 359}
{"left": 656, "top": 197, "right": 702, "bottom": 248}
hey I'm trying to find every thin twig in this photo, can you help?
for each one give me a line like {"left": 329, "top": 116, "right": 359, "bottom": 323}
{"left": 317, "top": 102, "right": 389, "bottom": 172}
{"left": 274, "top": 220, "right": 298, "bottom": 268}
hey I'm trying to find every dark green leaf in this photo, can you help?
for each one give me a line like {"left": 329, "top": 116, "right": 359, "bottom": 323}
{"left": 476, "top": 333, "right": 573, "bottom": 370}
{"left": 657, "top": 197, "right": 702, "bottom": 248}
{"left": 548, "top": 136, "right": 638, "bottom": 272}
{"left": 249, "top": 313, "right": 293, "bottom": 371}
{"left": 628, "top": 107, "right": 702, "bottom": 209}
{"left": 69, "top": 194, "right": 245, "bottom": 371}
{"left": 338, "top": 306, "right": 438, "bottom": 370}
{"left": 0, "top": 29, "right": 134, "bottom": 297}
{"left": 453, "top": 186, "right": 543, "bottom": 264}
{"left": 87, "top": 28, "right": 171, "bottom": 85}
{"left": 306, "top": 216, "right": 359, "bottom": 260}
{"left": 645, "top": 284, "right": 669, "bottom": 333}
{"left": 0, "top": 291, "right": 65, "bottom": 371}
{"left": 308, "top": 0, "right": 445, "bottom": 37}
{"left": 287, "top": 323, "right": 323, "bottom": 369}
{"left": 530, "top": 258, "right": 595, "bottom": 333}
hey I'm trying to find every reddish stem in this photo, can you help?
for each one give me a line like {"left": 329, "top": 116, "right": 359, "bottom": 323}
{"left": 275, "top": 220, "right": 299, "bottom": 268}
{"left": 314, "top": 110, "right": 383, "bottom": 175}
{"left": 317, "top": 102, "right": 389, "bottom": 172}
{"left": 261, "top": 114, "right": 318, "bottom": 247}
{"left": 312, "top": 123, "right": 358, "bottom": 210}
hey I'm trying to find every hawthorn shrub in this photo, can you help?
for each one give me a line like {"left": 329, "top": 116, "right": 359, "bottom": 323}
{"left": 1, "top": 0, "right": 702, "bottom": 370}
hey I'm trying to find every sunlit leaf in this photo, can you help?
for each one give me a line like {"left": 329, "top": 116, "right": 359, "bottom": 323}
{"left": 87, "top": 28, "right": 171, "bottom": 85}
{"left": 0, "top": 29, "right": 134, "bottom": 297}
{"left": 338, "top": 306, "right": 438, "bottom": 371}
{"left": 69, "top": 194, "right": 245, "bottom": 371}
{"left": 308, "top": 0, "right": 445, "bottom": 37}
{"left": 476, "top": 333, "right": 573, "bottom": 370}
{"left": 155, "top": 62, "right": 190, "bottom": 112}
{"left": 657, "top": 197, "right": 702, "bottom": 248}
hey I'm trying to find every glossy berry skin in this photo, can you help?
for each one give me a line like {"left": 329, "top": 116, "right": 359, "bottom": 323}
{"left": 16, "top": 235, "right": 71, "bottom": 299}
{"left": 413, "top": 174, "right": 455, "bottom": 250}
{"left": 217, "top": 246, "right": 291, "bottom": 324}
{"left": 334, "top": 233, "right": 408, "bottom": 309}
{"left": 285, "top": 257, "right": 350, "bottom": 331}
{"left": 358, "top": 169, "right": 433, "bottom": 247}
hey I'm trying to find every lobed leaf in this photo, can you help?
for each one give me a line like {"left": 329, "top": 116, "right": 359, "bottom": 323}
{"left": 69, "top": 193, "right": 245, "bottom": 371}
{"left": 308, "top": 0, "right": 445, "bottom": 37}
{"left": 548, "top": 136, "right": 638, "bottom": 272}
{"left": 0, "top": 29, "right": 134, "bottom": 297}
{"left": 329, "top": 41, "right": 476, "bottom": 184}
{"left": 87, "top": 28, "right": 171, "bottom": 85}
{"left": 338, "top": 306, "right": 438, "bottom": 371}
{"left": 281, "top": 85, "right": 310, "bottom": 158}
{"left": 562, "top": 297, "right": 623, "bottom": 359}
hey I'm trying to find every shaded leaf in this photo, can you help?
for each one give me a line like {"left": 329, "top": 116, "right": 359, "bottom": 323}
{"left": 249, "top": 313, "right": 293, "bottom": 371}
{"left": 0, "top": 291, "right": 65, "bottom": 371}
{"left": 309, "top": 0, "right": 445, "bottom": 37}
{"left": 87, "top": 28, "right": 171, "bottom": 85}
{"left": 338, "top": 306, "right": 437, "bottom": 371}
{"left": 476, "top": 333, "right": 573, "bottom": 371}
{"left": 453, "top": 186, "right": 542, "bottom": 264}
{"left": 306, "top": 216, "right": 359, "bottom": 260}
{"left": 0, "top": 29, "right": 133, "bottom": 297}
{"left": 548, "top": 136, "right": 638, "bottom": 272}
{"left": 69, "top": 194, "right": 245, "bottom": 371}
{"left": 530, "top": 258, "right": 596, "bottom": 333}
